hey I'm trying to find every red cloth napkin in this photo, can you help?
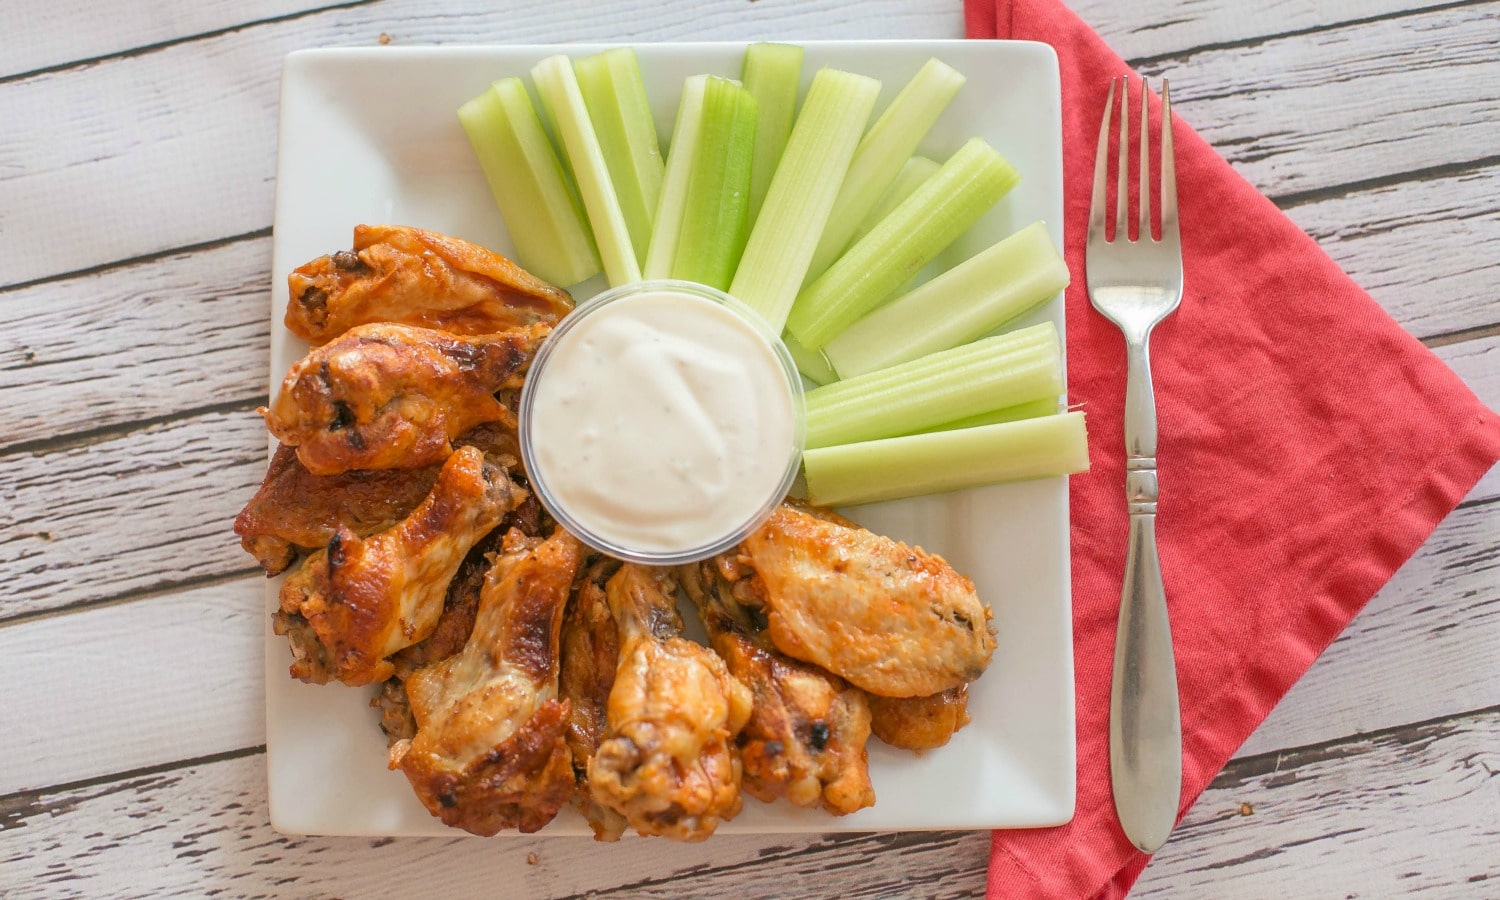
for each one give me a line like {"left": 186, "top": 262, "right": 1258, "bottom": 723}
{"left": 968, "top": 1, "right": 1500, "bottom": 896}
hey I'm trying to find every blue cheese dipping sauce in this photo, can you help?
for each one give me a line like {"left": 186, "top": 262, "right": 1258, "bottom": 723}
{"left": 520, "top": 280, "right": 804, "bottom": 563}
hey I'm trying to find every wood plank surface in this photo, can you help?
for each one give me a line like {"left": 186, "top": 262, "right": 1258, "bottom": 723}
{"left": 0, "top": 236, "right": 271, "bottom": 450}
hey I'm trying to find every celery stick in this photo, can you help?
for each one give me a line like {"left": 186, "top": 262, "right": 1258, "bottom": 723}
{"left": 804, "top": 322, "right": 1060, "bottom": 448}
{"left": 645, "top": 76, "right": 709, "bottom": 280}
{"left": 804, "top": 412, "right": 1089, "bottom": 507}
{"left": 729, "top": 68, "right": 880, "bottom": 332}
{"left": 787, "top": 138, "right": 1020, "bottom": 349}
{"left": 458, "top": 79, "right": 601, "bottom": 287}
{"left": 783, "top": 331, "right": 838, "bottom": 385}
{"left": 921, "top": 397, "right": 1058, "bottom": 433}
{"left": 741, "top": 43, "right": 804, "bottom": 228}
{"left": 850, "top": 155, "right": 941, "bottom": 245}
{"left": 531, "top": 54, "right": 641, "bottom": 286}
{"left": 824, "top": 222, "right": 1070, "bottom": 377}
{"left": 805, "top": 59, "right": 965, "bottom": 284}
{"left": 574, "top": 48, "right": 664, "bottom": 269}
{"left": 672, "top": 77, "right": 757, "bottom": 291}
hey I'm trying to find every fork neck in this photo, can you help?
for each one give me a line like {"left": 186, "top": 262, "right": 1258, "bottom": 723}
{"left": 1123, "top": 336, "right": 1159, "bottom": 508}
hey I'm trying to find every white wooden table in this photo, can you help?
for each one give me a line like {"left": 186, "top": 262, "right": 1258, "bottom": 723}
{"left": 2, "top": 1, "right": 1496, "bottom": 896}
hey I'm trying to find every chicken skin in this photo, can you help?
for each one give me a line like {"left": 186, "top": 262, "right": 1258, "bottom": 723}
{"left": 588, "top": 566, "right": 752, "bottom": 841}
{"left": 390, "top": 528, "right": 583, "bottom": 836}
{"left": 234, "top": 421, "right": 525, "bottom": 576}
{"left": 725, "top": 504, "right": 996, "bottom": 698}
{"left": 263, "top": 322, "right": 544, "bottom": 475}
{"left": 680, "top": 560, "right": 875, "bottom": 816}
{"left": 274, "top": 446, "right": 519, "bottom": 686}
{"left": 559, "top": 562, "right": 629, "bottom": 841}
{"left": 285, "top": 224, "right": 573, "bottom": 345}
{"left": 867, "top": 686, "right": 972, "bottom": 751}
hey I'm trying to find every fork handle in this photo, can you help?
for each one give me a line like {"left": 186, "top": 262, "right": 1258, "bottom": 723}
{"left": 1110, "top": 337, "right": 1182, "bottom": 854}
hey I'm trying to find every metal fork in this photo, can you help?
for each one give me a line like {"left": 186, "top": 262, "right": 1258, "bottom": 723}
{"left": 1087, "top": 76, "right": 1183, "bottom": 855}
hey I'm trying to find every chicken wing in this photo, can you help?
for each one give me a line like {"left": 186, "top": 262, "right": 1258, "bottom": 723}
{"left": 234, "top": 420, "right": 526, "bottom": 576}
{"left": 725, "top": 503, "right": 996, "bottom": 698}
{"left": 263, "top": 322, "right": 544, "bottom": 475}
{"left": 867, "top": 686, "right": 971, "bottom": 751}
{"left": 273, "top": 446, "right": 519, "bottom": 686}
{"left": 588, "top": 565, "right": 752, "bottom": 841}
{"left": 285, "top": 224, "right": 573, "bottom": 344}
{"left": 390, "top": 527, "right": 583, "bottom": 835}
{"left": 680, "top": 561, "right": 875, "bottom": 816}
{"left": 559, "top": 560, "right": 628, "bottom": 841}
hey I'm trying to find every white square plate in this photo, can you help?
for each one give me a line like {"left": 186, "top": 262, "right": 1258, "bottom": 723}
{"left": 265, "top": 40, "right": 1072, "bottom": 836}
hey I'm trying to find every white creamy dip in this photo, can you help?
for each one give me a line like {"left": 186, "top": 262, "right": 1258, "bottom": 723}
{"left": 522, "top": 285, "right": 798, "bottom": 559}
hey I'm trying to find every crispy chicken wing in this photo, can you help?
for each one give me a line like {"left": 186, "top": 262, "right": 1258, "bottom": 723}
{"left": 285, "top": 224, "right": 573, "bottom": 344}
{"left": 273, "top": 446, "right": 518, "bottom": 686}
{"left": 263, "top": 322, "right": 544, "bottom": 475}
{"left": 588, "top": 565, "right": 752, "bottom": 841}
{"left": 867, "top": 687, "right": 971, "bottom": 751}
{"left": 234, "top": 422, "right": 525, "bottom": 576}
{"left": 725, "top": 504, "right": 996, "bottom": 698}
{"left": 390, "top": 528, "right": 583, "bottom": 835}
{"left": 680, "top": 561, "right": 875, "bottom": 816}
{"left": 559, "top": 561, "right": 629, "bottom": 841}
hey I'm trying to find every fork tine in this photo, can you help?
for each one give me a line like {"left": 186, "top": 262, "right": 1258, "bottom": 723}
{"left": 1160, "top": 79, "right": 1178, "bottom": 240}
{"left": 1138, "top": 78, "right": 1151, "bottom": 242}
{"left": 1090, "top": 77, "right": 1117, "bottom": 240}
{"left": 1116, "top": 76, "right": 1130, "bottom": 241}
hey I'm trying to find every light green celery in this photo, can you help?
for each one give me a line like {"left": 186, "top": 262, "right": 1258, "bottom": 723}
{"left": 804, "top": 59, "right": 965, "bottom": 283}
{"left": 729, "top": 68, "right": 880, "bottom": 332}
{"left": 850, "top": 155, "right": 941, "bottom": 245}
{"left": 824, "top": 221, "right": 1069, "bottom": 377}
{"left": 786, "top": 138, "right": 1020, "bottom": 349}
{"left": 803, "top": 412, "right": 1089, "bottom": 507}
{"left": 574, "top": 48, "right": 665, "bottom": 269}
{"left": 741, "top": 43, "right": 804, "bottom": 228}
{"left": 644, "top": 76, "right": 709, "bottom": 280}
{"left": 783, "top": 331, "right": 838, "bottom": 385}
{"left": 531, "top": 54, "right": 641, "bottom": 286}
{"left": 672, "top": 77, "right": 757, "bottom": 291}
{"left": 921, "top": 397, "right": 1058, "bottom": 433}
{"left": 458, "top": 79, "right": 601, "bottom": 286}
{"left": 804, "top": 322, "right": 1059, "bottom": 448}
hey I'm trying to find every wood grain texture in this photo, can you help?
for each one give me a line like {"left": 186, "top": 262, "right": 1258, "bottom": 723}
{"left": 0, "top": 411, "right": 267, "bottom": 622}
{"left": 1285, "top": 163, "right": 1500, "bottom": 341}
{"left": 0, "top": 0, "right": 350, "bottom": 81}
{"left": 1136, "top": 710, "right": 1500, "bottom": 897}
{"left": 1138, "top": 2, "right": 1500, "bottom": 200}
{"left": 4, "top": 709, "right": 1496, "bottom": 899}
{"left": 0, "top": 236, "right": 271, "bottom": 450}
{"left": 0, "top": 579, "right": 264, "bottom": 796}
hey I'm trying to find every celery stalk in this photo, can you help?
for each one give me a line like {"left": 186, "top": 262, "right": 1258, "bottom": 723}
{"left": 804, "top": 322, "right": 1060, "bottom": 448}
{"left": 741, "top": 43, "right": 804, "bottom": 228}
{"left": 783, "top": 331, "right": 838, "bottom": 385}
{"left": 458, "top": 79, "right": 601, "bottom": 287}
{"left": 729, "top": 68, "right": 880, "bottom": 332}
{"left": 805, "top": 59, "right": 965, "bottom": 283}
{"left": 850, "top": 155, "right": 941, "bottom": 245}
{"left": 803, "top": 412, "right": 1089, "bottom": 507}
{"left": 645, "top": 76, "right": 709, "bottom": 280}
{"left": 531, "top": 54, "right": 641, "bottom": 286}
{"left": 672, "top": 77, "right": 757, "bottom": 291}
{"left": 921, "top": 397, "right": 1059, "bottom": 433}
{"left": 824, "top": 221, "right": 1070, "bottom": 377}
{"left": 786, "top": 138, "right": 1020, "bottom": 350}
{"left": 574, "top": 48, "right": 665, "bottom": 269}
